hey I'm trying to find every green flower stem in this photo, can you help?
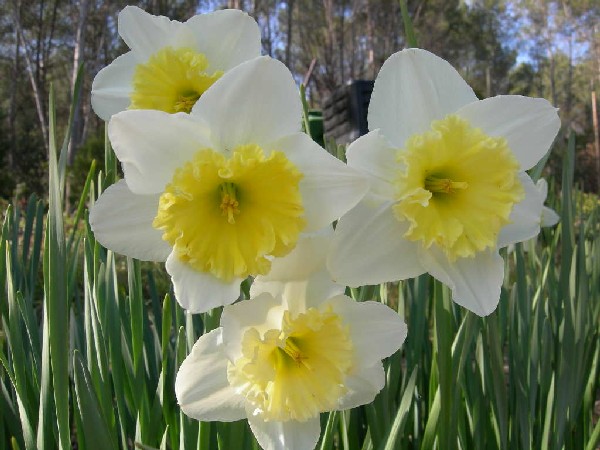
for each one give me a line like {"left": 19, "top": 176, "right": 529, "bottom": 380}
{"left": 399, "top": 0, "right": 418, "bottom": 48}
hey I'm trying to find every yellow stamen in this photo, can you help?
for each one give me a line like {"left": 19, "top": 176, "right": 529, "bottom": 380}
{"left": 424, "top": 176, "right": 469, "bottom": 194}
{"left": 219, "top": 183, "right": 240, "bottom": 224}
{"left": 279, "top": 337, "right": 308, "bottom": 366}
{"left": 174, "top": 92, "right": 201, "bottom": 113}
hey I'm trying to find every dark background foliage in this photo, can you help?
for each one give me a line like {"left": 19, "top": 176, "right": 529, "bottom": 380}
{"left": 1, "top": 0, "right": 599, "bottom": 202}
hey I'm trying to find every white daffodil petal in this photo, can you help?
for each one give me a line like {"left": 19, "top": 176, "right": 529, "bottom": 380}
{"left": 337, "top": 362, "right": 385, "bottom": 411}
{"left": 326, "top": 296, "right": 407, "bottom": 367}
{"left": 166, "top": 253, "right": 242, "bottom": 313}
{"left": 251, "top": 275, "right": 345, "bottom": 314}
{"left": 192, "top": 57, "right": 302, "bottom": 152}
{"left": 455, "top": 95, "right": 560, "bottom": 171}
{"left": 185, "top": 9, "right": 261, "bottom": 73}
{"left": 541, "top": 206, "right": 559, "bottom": 227}
{"left": 220, "top": 293, "right": 286, "bottom": 361}
{"left": 176, "top": 328, "right": 247, "bottom": 422}
{"left": 108, "top": 110, "right": 211, "bottom": 195}
{"left": 537, "top": 177, "right": 549, "bottom": 198}
{"left": 247, "top": 413, "right": 320, "bottom": 450}
{"left": 298, "top": 271, "right": 346, "bottom": 307}
{"left": 248, "top": 280, "right": 286, "bottom": 301}
{"left": 257, "top": 228, "right": 333, "bottom": 282}
{"left": 368, "top": 48, "right": 477, "bottom": 148}
{"left": 422, "top": 249, "right": 504, "bottom": 317}
{"left": 118, "top": 6, "right": 192, "bottom": 60}
{"left": 271, "top": 132, "right": 369, "bottom": 232}
{"left": 345, "top": 130, "right": 399, "bottom": 199}
{"left": 89, "top": 180, "right": 170, "bottom": 261}
{"left": 327, "top": 198, "right": 425, "bottom": 286}
{"left": 251, "top": 229, "right": 345, "bottom": 309}
{"left": 91, "top": 52, "right": 137, "bottom": 121}
{"left": 497, "top": 173, "right": 544, "bottom": 248}
{"left": 536, "top": 179, "right": 559, "bottom": 227}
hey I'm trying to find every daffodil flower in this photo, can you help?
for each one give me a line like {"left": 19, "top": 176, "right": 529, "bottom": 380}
{"left": 175, "top": 231, "right": 407, "bottom": 450}
{"left": 90, "top": 56, "right": 368, "bottom": 313}
{"left": 328, "top": 48, "right": 560, "bottom": 316}
{"left": 91, "top": 6, "right": 260, "bottom": 120}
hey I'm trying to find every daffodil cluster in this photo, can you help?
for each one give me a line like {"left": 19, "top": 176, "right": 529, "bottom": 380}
{"left": 89, "top": 6, "right": 559, "bottom": 450}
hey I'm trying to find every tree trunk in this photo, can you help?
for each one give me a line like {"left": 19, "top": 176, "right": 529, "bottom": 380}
{"left": 323, "top": 0, "right": 337, "bottom": 89}
{"left": 592, "top": 91, "right": 600, "bottom": 192}
{"left": 11, "top": 0, "right": 49, "bottom": 154}
{"left": 349, "top": 0, "right": 357, "bottom": 80}
{"left": 549, "top": 52, "right": 557, "bottom": 107}
{"left": 339, "top": 0, "right": 346, "bottom": 84}
{"left": 228, "top": 0, "right": 243, "bottom": 9}
{"left": 68, "top": 0, "right": 90, "bottom": 166}
{"left": 285, "top": 0, "right": 294, "bottom": 68}
{"left": 8, "top": 15, "right": 21, "bottom": 172}
{"left": 366, "top": 0, "right": 375, "bottom": 78}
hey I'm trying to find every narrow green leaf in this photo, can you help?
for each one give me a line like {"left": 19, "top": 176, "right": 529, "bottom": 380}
{"left": 540, "top": 375, "right": 555, "bottom": 450}
{"left": 381, "top": 367, "right": 418, "bottom": 450}
{"left": 45, "top": 84, "right": 70, "bottom": 450}
{"left": 434, "top": 282, "right": 454, "bottom": 450}
{"left": 73, "top": 350, "right": 117, "bottom": 449}
{"left": 0, "top": 377, "right": 23, "bottom": 449}
{"left": 217, "top": 421, "right": 247, "bottom": 450}
{"left": 27, "top": 200, "right": 45, "bottom": 304}
{"left": 319, "top": 411, "right": 340, "bottom": 450}
{"left": 399, "top": 0, "right": 418, "bottom": 47}
{"left": 67, "top": 159, "right": 97, "bottom": 254}
{"left": 483, "top": 317, "right": 507, "bottom": 450}
{"left": 420, "top": 389, "right": 440, "bottom": 450}
{"left": 35, "top": 298, "right": 54, "bottom": 450}
{"left": 160, "top": 427, "right": 169, "bottom": 450}
{"left": 134, "top": 443, "right": 160, "bottom": 450}
{"left": 15, "top": 292, "right": 41, "bottom": 387}
{"left": 585, "top": 413, "right": 600, "bottom": 450}
{"left": 197, "top": 421, "right": 212, "bottom": 450}
{"left": 104, "top": 124, "right": 118, "bottom": 186}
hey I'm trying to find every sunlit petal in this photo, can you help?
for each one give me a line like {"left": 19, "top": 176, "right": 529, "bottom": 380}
{"left": 89, "top": 180, "right": 170, "bottom": 261}
{"left": 118, "top": 6, "right": 194, "bottom": 60}
{"left": 345, "top": 129, "right": 399, "bottom": 199}
{"left": 176, "top": 328, "right": 246, "bottom": 421}
{"left": 328, "top": 198, "right": 425, "bottom": 286}
{"left": 270, "top": 132, "right": 368, "bottom": 231}
{"left": 251, "top": 229, "right": 345, "bottom": 310}
{"left": 337, "top": 362, "right": 385, "bottom": 410}
{"left": 192, "top": 57, "right": 302, "bottom": 152}
{"left": 497, "top": 173, "right": 544, "bottom": 248}
{"left": 185, "top": 9, "right": 261, "bottom": 72}
{"left": 247, "top": 414, "right": 320, "bottom": 450}
{"left": 421, "top": 248, "right": 504, "bottom": 316}
{"left": 165, "top": 253, "right": 242, "bottom": 313}
{"left": 108, "top": 110, "right": 211, "bottom": 194}
{"left": 326, "top": 296, "right": 407, "bottom": 367}
{"left": 456, "top": 95, "right": 560, "bottom": 170}
{"left": 368, "top": 48, "right": 477, "bottom": 148}
{"left": 220, "top": 292, "right": 286, "bottom": 361}
{"left": 91, "top": 52, "right": 137, "bottom": 121}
